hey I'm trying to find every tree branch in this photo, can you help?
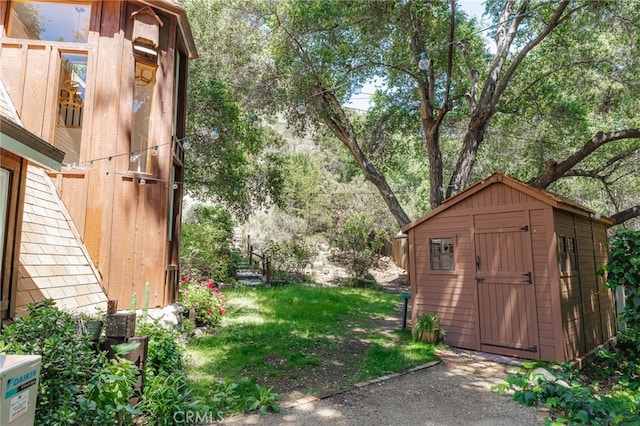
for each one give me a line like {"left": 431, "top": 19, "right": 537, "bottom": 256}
{"left": 611, "top": 206, "right": 640, "bottom": 225}
{"left": 529, "top": 129, "right": 640, "bottom": 188}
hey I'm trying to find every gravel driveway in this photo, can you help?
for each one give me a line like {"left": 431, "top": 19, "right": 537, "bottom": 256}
{"left": 220, "top": 351, "right": 542, "bottom": 425}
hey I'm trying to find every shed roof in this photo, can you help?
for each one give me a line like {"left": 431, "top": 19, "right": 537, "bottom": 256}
{"left": 402, "top": 172, "right": 613, "bottom": 232}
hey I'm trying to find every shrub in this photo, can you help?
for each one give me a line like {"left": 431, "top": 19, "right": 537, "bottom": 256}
{"left": 136, "top": 373, "right": 208, "bottom": 426}
{"left": 599, "top": 228, "right": 640, "bottom": 328}
{"left": 268, "top": 237, "right": 315, "bottom": 275}
{"left": 0, "top": 300, "right": 136, "bottom": 425}
{"left": 181, "top": 205, "right": 235, "bottom": 281}
{"left": 332, "top": 212, "right": 389, "bottom": 281}
{"left": 83, "top": 342, "right": 142, "bottom": 424}
{"left": 179, "top": 277, "right": 228, "bottom": 327}
{"left": 136, "top": 320, "right": 184, "bottom": 377}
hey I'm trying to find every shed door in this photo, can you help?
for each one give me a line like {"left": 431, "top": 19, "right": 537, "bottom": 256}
{"left": 474, "top": 211, "right": 539, "bottom": 355}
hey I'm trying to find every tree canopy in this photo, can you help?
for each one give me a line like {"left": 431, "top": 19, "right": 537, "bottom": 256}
{"left": 182, "top": 0, "right": 639, "bottom": 228}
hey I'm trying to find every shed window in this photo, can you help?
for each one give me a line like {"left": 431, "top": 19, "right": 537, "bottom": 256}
{"left": 430, "top": 238, "right": 454, "bottom": 270}
{"left": 557, "top": 235, "right": 577, "bottom": 273}
{"left": 7, "top": 1, "right": 91, "bottom": 43}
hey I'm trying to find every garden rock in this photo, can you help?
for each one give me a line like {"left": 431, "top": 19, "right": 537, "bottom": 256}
{"left": 529, "top": 367, "right": 570, "bottom": 388}
{"left": 137, "top": 303, "right": 184, "bottom": 328}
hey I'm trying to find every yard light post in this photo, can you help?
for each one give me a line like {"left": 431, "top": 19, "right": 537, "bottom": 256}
{"left": 401, "top": 290, "right": 411, "bottom": 330}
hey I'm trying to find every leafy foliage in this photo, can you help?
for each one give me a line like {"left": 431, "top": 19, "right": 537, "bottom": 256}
{"left": 180, "top": 204, "right": 235, "bottom": 282}
{"left": 496, "top": 328, "right": 640, "bottom": 424}
{"left": 245, "top": 385, "right": 280, "bottom": 414}
{"left": 0, "top": 300, "right": 136, "bottom": 425}
{"left": 83, "top": 342, "right": 141, "bottom": 424}
{"left": 267, "top": 237, "right": 315, "bottom": 276}
{"left": 600, "top": 229, "right": 640, "bottom": 327}
{"left": 333, "top": 212, "right": 389, "bottom": 281}
{"left": 179, "top": 277, "right": 228, "bottom": 328}
{"left": 136, "top": 373, "right": 207, "bottom": 426}
{"left": 136, "top": 321, "right": 184, "bottom": 377}
{"left": 182, "top": 0, "right": 640, "bottom": 228}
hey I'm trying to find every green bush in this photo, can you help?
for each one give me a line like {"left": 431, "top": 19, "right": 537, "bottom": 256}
{"left": 83, "top": 342, "right": 142, "bottom": 424}
{"left": 333, "top": 212, "right": 389, "bottom": 281}
{"left": 137, "top": 373, "right": 208, "bottom": 426}
{"left": 181, "top": 205, "right": 235, "bottom": 281}
{"left": 179, "top": 278, "right": 228, "bottom": 327}
{"left": 268, "top": 237, "right": 315, "bottom": 275}
{"left": 136, "top": 321, "right": 184, "bottom": 377}
{"left": 0, "top": 300, "right": 136, "bottom": 425}
{"left": 600, "top": 228, "right": 640, "bottom": 328}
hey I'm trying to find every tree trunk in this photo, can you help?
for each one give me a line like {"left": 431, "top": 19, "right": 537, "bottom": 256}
{"left": 317, "top": 91, "right": 412, "bottom": 227}
{"left": 447, "top": 122, "right": 486, "bottom": 198}
{"left": 426, "top": 128, "right": 444, "bottom": 208}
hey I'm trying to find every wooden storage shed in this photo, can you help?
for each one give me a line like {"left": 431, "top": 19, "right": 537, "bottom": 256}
{"left": 402, "top": 173, "right": 616, "bottom": 362}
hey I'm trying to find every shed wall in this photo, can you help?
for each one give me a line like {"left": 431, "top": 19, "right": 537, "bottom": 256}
{"left": 530, "top": 208, "right": 560, "bottom": 361}
{"left": 410, "top": 181, "right": 555, "bottom": 356}
{"left": 411, "top": 212, "right": 478, "bottom": 349}
{"left": 554, "top": 210, "right": 615, "bottom": 360}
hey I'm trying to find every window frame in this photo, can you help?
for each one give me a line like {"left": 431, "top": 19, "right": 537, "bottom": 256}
{"left": 429, "top": 237, "right": 455, "bottom": 272}
{"left": 6, "top": 0, "right": 93, "bottom": 44}
{"left": 557, "top": 235, "right": 578, "bottom": 275}
{"left": 129, "top": 60, "right": 157, "bottom": 173}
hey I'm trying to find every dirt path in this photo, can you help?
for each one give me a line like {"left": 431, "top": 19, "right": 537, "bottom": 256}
{"left": 216, "top": 259, "right": 542, "bottom": 425}
{"left": 220, "top": 352, "right": 541, "bottom": 425}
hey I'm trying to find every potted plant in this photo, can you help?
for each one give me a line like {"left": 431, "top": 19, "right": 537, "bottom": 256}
{"left": 413, "top": 313, "right": 445, "bottom": 343}
{"left": 75, "top": 308, "right": 106, "bottom": 340}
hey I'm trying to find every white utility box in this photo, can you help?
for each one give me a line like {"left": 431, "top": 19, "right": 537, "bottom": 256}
{"left": 1, "top": 355, "right": 41, "bottom": 426}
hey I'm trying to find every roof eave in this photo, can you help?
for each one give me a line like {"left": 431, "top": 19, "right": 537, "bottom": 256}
{"left": 402, "top": 172, "right": 613, "bottom": 232}
{"left": 1, "top": 116, "right": 65, "bottom": 171}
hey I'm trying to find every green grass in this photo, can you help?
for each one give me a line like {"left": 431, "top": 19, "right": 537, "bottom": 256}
{"left": 185, "top": 284, "right": 437, "bottom": 401}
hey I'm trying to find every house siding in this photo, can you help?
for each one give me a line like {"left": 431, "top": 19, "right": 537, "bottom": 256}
{"left": 1, "top": 1, "right": 193, "bottom": 310}
{"left": 16, "top": 166, "right": 107, "bottom": 316}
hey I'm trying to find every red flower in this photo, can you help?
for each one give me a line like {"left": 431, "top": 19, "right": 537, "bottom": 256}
{"left": 213, "top": 287, "right": 221, "bottom": 294}
{"left": 206, "top": 309, "right": 212, "bottom": 315}
{"left": 207, "top": 280, "right": 215, "bottom": 289}
{"left": 181, "top": 275, "right": 190, "bottom": 282}
{"left": 218, "top": 307, "right": 226, "bottom": 315}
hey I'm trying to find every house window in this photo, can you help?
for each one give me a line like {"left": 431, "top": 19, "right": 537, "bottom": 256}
{"left": 7, "top": 1, "right": 91, "bottom": 43}
{"left": 430, "top": 238, "right": 454, "bottom": 271}
{"left": 130, "top": 62, "right": 156, "bottom": 173}
{"left": 54, "top": 52, "right": 86, "bottom": 166}
{"left": 557, "top": 235, "right": 577, "bottom": 273}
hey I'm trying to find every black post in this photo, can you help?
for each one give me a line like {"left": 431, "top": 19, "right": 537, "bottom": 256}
{"left": 403, "top": 298, "right": 409, "bottom": 330}
{"left": 401, "top": 290, "right": 411, "bottom": 330}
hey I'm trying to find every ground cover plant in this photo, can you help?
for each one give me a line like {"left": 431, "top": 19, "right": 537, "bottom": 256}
{"left": 185, "top": 284, "right": 438, "bottom": 410}
{"left": 496, "top": 229, "right": 640, "bottom": 424}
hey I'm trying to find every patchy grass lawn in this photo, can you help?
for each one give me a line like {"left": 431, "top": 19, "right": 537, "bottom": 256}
{"left": 185, "top": 284, "right": 437, "bottom": 402}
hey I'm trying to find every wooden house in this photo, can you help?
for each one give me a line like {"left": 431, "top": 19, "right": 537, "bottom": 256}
{"left": 1, "top": 0, "right": 197, "bottom": 313}
{"left": 402, "top": 173, "right": 616, "bottom": 362}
